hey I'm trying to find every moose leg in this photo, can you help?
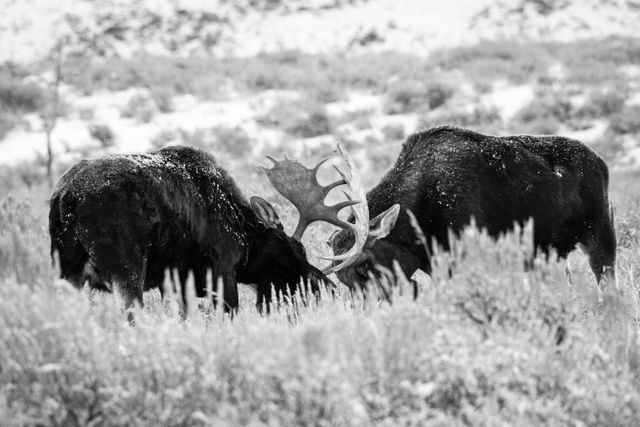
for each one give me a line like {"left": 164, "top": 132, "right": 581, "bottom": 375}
{"left": 178, "top": 268, "right": 190, "bottom": 320}
{"left": 582, "top": 217, "right": 617, "bottom": 291}
{"left": 256, "top": 284, "right": 272, "bottom": 315}
{"left": 112, "top": 280, "right": 142, "bottom": 325}
{"left": 117, "top": 254, "right": 148, "bottom": 326}
{"left": 222, "top": 271, "right": 239, "bottom": 314}
{"left": 211, "top": 263, "right": 239, "bottom": 315}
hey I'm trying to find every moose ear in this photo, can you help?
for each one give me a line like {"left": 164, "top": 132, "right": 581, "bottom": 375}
{"left": 250, "top": 196, "right": 281, "bottom": 229}
{"left": 365, "top": 204, "right": 400, "bottom": 247}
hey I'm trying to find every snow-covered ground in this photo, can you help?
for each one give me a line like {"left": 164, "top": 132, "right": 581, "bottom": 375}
{"left": 1, "top": 0, "right": 639, "bottom": 168}
{"left": 2, "top": 0, "right": 640, "bottom": 64}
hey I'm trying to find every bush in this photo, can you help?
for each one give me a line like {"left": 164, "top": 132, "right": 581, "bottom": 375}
{"left": 0, "top": 74, "right": 45, "bottom": 138}
{"left": 0, "top": 111, "right": 21, "bottom": 141}
{"left": 586, "top": 89, "right": 627, "bottom": 118}
{"left": 384, "top": 80, "right": 454, "bottom": 114}
{"left": 419, "top": 106, "right": 502, "bottom": 133}
{"left": 150, "top": 129, "right": 178, "bottom": 149}
{"left": 210, "top": 126, "right": 252, "bottom": 157}
{"left": 381, "top": 123, "right": 406, "bottom": 141}
{"left": 287, "top": 108, "right": 332, "bottom": 138}
{"left": 258, "top": 98, "right": 332, "bottom": 138}
{"left": 432, "top": 41, "right": 552, "bottom": 85}
{"left": 509, "top": 92, "right": 573, "bottom": 134}
{"left": 608, "top": 105, "right": 640, "bottom": 135}
{"left": 89, "top": 124, "right": 116, "bottom": 147}
{"left": 150, "top": 87, "right": 175, "bottom": 113}
{"left": 576, "top": 87, "right": 628, "bottom": 122}
{"left": 0, "top": 161, "right": 48, "bottom": 191}
{"left": 178, "top": 128, "right": 209, "bottom": 150}
{"left": 121, "top": 92, "right": 157, "bottom": 123}
{"left": 78, "top": 106, "right": 95, "bottom": 121}
{"left": 514, "top": 94, "right": 572, "bottom": 123}
{"left": 0, "top": 77, "right": 44, "bottom": 113}
{"left": 515, "top": 117, "right": 561, "bottom": 135}
{"left": 156, "top": 126, "right": 252, "bottom": 157}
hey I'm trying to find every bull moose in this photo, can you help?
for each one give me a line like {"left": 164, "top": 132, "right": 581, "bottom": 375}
{"left": 268, "top": 126, "right": 617, "bottom": 292}
{"left": 339, "top": 126, "right": 616, "bottom": 289}
{"left": 49, "top": 144, "right": 367, "bottom": 320}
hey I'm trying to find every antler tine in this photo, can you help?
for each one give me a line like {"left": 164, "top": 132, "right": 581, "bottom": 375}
{"left": 322, "top": 178, "right": 348, "bottom": 196}
{"left": 260, "top": 140, "right": 368, "bottom": 249}
{"left": 312, "top": 155, "right": 332, "bottom": 174}
{"left": 321, "top": 140, "right": 370, "bottom": 274}
{"left": 260, "top": 150, "right": 356, "bottom": 241}
{"left": 330, "top": 199, "right": 360, "bottom": 212}
{"left": 265, "top": 155, "right": 279, "bottom": 167}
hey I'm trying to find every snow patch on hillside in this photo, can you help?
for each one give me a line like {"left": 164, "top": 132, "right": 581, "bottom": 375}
{"left": 2, "top": 0, "right": 640, "bottom": 63}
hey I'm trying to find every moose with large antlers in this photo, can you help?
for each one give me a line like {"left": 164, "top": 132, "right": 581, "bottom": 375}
{"left": 323, "top": 126, "right": 616, "bottom": 292}
{"left": 51, "top": 125, "right": 616, "bottom": 319}
{"left": 49, "top": 144, "right": 368, "bottom": 320}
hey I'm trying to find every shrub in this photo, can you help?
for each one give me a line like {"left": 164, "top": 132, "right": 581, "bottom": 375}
{"left": 515, "top": 117, "right": 561, "bottom": 135}
{"left": 381, "top": 122, "right": 406, "bottom": 141}
{"left": 608, "top": 105, "right": 640, "bottom": 135}
{"left": 150, "top": 129, "right": 178, "bottom": 149}
{"left": 306, "top": 84, "right": 345, "bottom": 104}
{"left": 419, "top": 106, "right": 502, "bottom": 133}
{"left": 78, "top": 106, "right": 95, "bottom": 121}
{"left": 210, "top": 126, "right": 252, "bottom": 157}
{"left": 0, "top": 75, "right": 45, "bottom": 138}
{"left": 258, "top": 98, "right": 332, "bottom": 138}
{"left": 509, "top": 92, "right": 573, "bottom": 133}
{"left": 121, "top": 92, "right": 157, "bottom": 123}
{"left": 150, "top": 87, "right": 175, "bottom": 113}
{"left": 384, "top": 80, "right": 454, "bottom": 114}
{"left": 513, "top": 94, "right": 572, "bottom": 123}
{"left": 0, "top": 111, "right": 21, "bottom": 141}
{"left": 432, "top": 41, "right": 552, "bottom": 85}
{"left": 0, "top": 77, "right": 44, "bottom": 113}
{"left": 178, "top": 128, "right": 209, "bottom": 150}
{"left": 588, "top": 133, "right": 626, "bottom": 163}
{"left": 89, "top": 124, "right": 116, "bottom": 147}
{"left": 157, "top": 126, "right": 252, "bottom": 157}
{"left": 0, "top": 161, "right": 47, "bottom": 190}
{"left": 576, "top": 88, "right": 627, "bottom": 121}
{"left": 587, "top": 89, "right": 627, "bottom": 117}
{"left": 287, "top": 108, "right": 331, "bottom": 138}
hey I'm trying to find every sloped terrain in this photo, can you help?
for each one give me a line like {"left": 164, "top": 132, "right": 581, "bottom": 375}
{"left": 2, "top": 0, "right": 640, "bottom": 63}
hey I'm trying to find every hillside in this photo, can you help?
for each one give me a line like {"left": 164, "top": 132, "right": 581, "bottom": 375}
{"left": 2, "top": 0, "right": 640, "bottom": 63}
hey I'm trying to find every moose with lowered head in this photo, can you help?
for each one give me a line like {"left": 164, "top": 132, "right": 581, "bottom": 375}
{"left": 312, "top": 126, "right": 615, "bottom": 293}
{"left": 50, "top": 125, "right": 617, "bottom": 319}
{"left": 49, "top": 144, "right": 370, "bottom": 321}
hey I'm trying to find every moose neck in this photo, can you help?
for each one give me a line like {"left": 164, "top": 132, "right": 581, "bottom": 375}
{"left": 235, "top": 208, "right": 278, "bottom": 283}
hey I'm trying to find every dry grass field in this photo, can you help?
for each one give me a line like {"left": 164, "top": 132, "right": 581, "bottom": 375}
{"left": 1, "top": 141, "right": 640, "bottom": 426}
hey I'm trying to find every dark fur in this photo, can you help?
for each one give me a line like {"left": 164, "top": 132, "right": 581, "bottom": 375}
{"left": 333, "top": 126, "right": 616, "bottom": 288}
{"left": 49, "top": 146, "right": 325, "bottom": 314}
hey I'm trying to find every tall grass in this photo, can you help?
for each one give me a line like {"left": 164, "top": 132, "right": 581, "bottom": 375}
{"left": 1, "top": 171, "right": 639, "bottom": 425}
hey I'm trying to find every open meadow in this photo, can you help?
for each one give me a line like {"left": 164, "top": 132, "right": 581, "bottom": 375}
{"left": 2, "top": 0, "right": 640, "bottom": 425}
{"left": 1, "top": 163, "right": 640, "bottom": 425}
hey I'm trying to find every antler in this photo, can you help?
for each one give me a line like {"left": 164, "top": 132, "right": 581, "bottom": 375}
{"left": 260, "top": 141, "right": 369, "bottom": 274}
